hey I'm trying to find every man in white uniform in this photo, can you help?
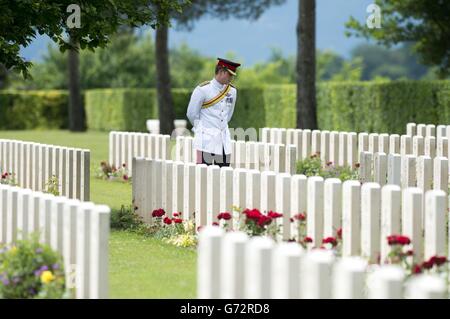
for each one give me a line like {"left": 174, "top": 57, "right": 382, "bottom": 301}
{"left": 186, "top": 58, "right": 240, "bottom": 167}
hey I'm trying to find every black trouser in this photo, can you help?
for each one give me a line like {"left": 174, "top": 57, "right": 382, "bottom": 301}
{"left": 198, "top": 148, "right": 231, "bottom": 167}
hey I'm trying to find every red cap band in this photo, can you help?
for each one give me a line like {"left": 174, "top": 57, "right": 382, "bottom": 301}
{"left": 217, "top": 60, "right": 237, "bottom": 72}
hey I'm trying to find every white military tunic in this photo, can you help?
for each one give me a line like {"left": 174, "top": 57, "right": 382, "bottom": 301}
{"left": 186, "top": 78, "right": 237, "bottom": 155}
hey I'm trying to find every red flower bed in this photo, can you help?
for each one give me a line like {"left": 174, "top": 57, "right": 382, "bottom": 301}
{"left": 387, "top": 235, "right": 411, "bottom": 246}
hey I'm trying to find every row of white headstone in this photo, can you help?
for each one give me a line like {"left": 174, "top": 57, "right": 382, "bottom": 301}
{"left": 133, "top": 158, "right": 449, "bottom": 264}
{"left": 175, "top": 136, "right": 297, "bottom": 174}
{"left": 358, "top": 151, "right": 449, "bottom": 192}
{"left": 0, "top": 184, "right": 110, "bottom": 299}
{"left": 198, "top": 227, "right": 448, "bottom": 299}
{"left": 406, "top": 122, "right": 450, "bottom": 139}
{"left": 109, "top": 131, "right": 298, "bottom": 177}
{"left": 0, "top": 139, "right": 90, "bottom": 201}
{"left": 133, "top": 157, "right": 300, "bottom": 236}
{"left": 260, "top": 128, "right": 450, "bottom": 166}
{"left": 109, "top": 131, "right": 171, "bottom": 174}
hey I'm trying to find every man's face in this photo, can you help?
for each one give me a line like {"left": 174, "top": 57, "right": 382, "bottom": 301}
{"left": 217, "top": 69, "right": 234, "bottom": 84}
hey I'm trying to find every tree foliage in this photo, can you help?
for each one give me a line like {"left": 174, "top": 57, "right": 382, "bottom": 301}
{"left": 351, "top": 43, "right": 429, "bottom": 80}
{"left": 0, "top": 0, "right": 184, "bottom": 77}
{"left": 346, "top": 0, "right": 450, "bottom": 77}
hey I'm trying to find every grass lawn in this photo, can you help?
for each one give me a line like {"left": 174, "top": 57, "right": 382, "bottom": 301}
{"left": 0, "top": 130, "right": 197, "bottom": 298}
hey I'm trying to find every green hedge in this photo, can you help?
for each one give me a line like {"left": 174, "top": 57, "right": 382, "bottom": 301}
{"left": 0, "top": 90, "right": 68, "bottom": 129}
{"left": 262, "top": 85, "right": 296, "bottom": 128}
{"left": 228, "top": 80, "right": 450, "bottom": 134}
{"left": 85, "top": 88, "right": 194, "bottom": 131}
{"left": 229, "top": 87, "right": 266, "bottom": 130}
{"left": 85, "top": 89, "right": 157, "bottom": 131}
{"left": 2, "top": 80, "right": 449, "bottom": 133}
{"left": 84, "top": 86, "right": 291, "bottom": 132}
{"left": 317, "top": 80, "right": 450, "bottom": 134}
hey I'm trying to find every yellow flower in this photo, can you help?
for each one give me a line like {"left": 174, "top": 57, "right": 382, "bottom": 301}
{"left": 167, "top": 234, "right": 197, "bottom": 248}
{"left": 40, "top": 271, "right": 55, "bottom": 284}
{"left": 183, "top": 220, "right": 195, "bottom": 233}
{"left": 10, "top": 246, "right": 17, "bottom": 255}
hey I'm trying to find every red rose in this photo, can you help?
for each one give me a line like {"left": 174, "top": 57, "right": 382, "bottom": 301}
{"left": 173, "top": 212, "right": 180, "bottom": 217}
{"left": 245, "top": 209, "right": 262, "bottom": 221}
{"left": 421, "top": 260, "right": 433, "bottom": 270}
{"left": 387, "top": 235, "right": 398, "bottom": 245}
{"left": 406, "top": 250, "right": 414, "bottom": 256}
{"left": 218, "top": 212, "right": 232, "bottom": 220}
{"left": 197, "top": 226, "right": 203, "bottom": 232}
{"left": 294, "top": 213, "right": 306, "bottom": 221}
{"left": 304, "top": 236, "right": 313, "bottom": 243}
{"left": 212, "top": 222, "right": 219, "bottom": 226}
{"left": 397, "top": 235, "right": 411, "bottom": 246}
{"left": 322, "top": 237, "right": 338, "bottom": 247}
{"left": 163, "top": 217, "right": 172, "bottom": 225}
{"left": 123, "top": 175, "right": 129, "bottom": 181}
{"left": 337, "top": 228, "right": 342, "bottom": 239}
{"left": 429, "top": 256, "right": 447, "bottom": 267}
{"left": 412, "top": 264, "right": 422, "bottom": 274}
{"left": 257, "top": 215, "right": 272, "bottom": 227}
{"left": 151, "top": 209, "right": 166, "bottom": 218}
{"left": 290, "top": 218, "right": 294, "bottom": 223}
{"left": 267, "top": 211, "right": 282, "bottom": 219}
{"left": 172, "top": 218, "right": 183, "bottom": 224}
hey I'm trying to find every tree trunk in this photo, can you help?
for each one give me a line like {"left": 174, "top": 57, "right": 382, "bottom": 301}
{"left": 155, "top": 24, "right": 175, "bottom": 135}
{"left": 0, "top": 64, "right": 7, "bottom": 89}
{"left": 68, "top": 36, "right": 85, "bottom": 131}
{"left": 296, "top": 0, "right": 317, "bottom": 129}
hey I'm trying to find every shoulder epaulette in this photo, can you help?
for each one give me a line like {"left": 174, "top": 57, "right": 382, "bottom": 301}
{"left": 229, "top": 83, "right": 236, "bottom": 89}
{"left": 199, "top": 81, "right": 210, "bottom": 87}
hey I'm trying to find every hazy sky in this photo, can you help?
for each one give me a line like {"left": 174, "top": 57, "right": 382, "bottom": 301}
{"left": 21, "top": 0, "right": 375, "bottom": 66}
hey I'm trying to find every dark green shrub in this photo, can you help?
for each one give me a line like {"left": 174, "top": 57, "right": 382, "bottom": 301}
{"left": 110, "top": 205, "right": 146, "bottom": 232}
{"left": 0, "top": 90, "right": 68, "bottom": 129}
